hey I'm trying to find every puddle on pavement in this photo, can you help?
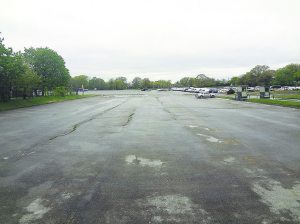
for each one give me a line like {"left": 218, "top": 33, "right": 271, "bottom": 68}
{"left": 19, "top": 198, "right": 51, "bottom": 224}
{"left": 188, "top": 125, "right": 198, "bottom": 128}
{"left": 222, "top": 139, "right": 240, "bottom": 145}
{"left": 61, "top": 192, "right": 73, "bottom": 200}
{"left": 243, "top": 156, "right": 257, "bottom": 164}
{"left": 244, "top": 168, "right": 265, "bottom": 176}
{"left": 252, "top": 179, "right": 300, "bottom": 222}
{"left": 197, "top": 133, "right": 223, "bottom": 143}
{"left": 223, "top": 157, "right": 235, "bottom": 164}
{"left": 125, "top": 155, "right": 164, "bottom": 168}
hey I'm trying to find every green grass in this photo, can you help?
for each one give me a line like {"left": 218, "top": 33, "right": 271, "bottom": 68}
{"left": 216, "top": 95, "right": 235, "bottom": 99}
{"left": 273, "top": 94, "right": 300, "bottom": 99}
{"left": 0, "top": 94, "right": 96, "bottom": 112}
{"left": 247, "top": 99, "right": 300, "bottom": 109}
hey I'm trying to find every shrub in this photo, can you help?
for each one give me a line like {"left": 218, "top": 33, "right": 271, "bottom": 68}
{"left": 53, "top": 86, "right": 68, "bottom": 97}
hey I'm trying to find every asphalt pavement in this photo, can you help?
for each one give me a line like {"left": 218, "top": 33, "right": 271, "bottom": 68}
{"left": 0, "top": 90, "right": 300, "bottom": 224}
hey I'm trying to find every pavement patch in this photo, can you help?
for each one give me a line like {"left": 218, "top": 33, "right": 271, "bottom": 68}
{"left": 146, "top": 194, "right": 194, "bottom": 215}
{"left": 196, "top": 133, "right": 223, "bottom": 143}
{"left": 223, "top": 157, "right": 235, "bottom": 164}
{"left": 125, "top": 155, "right": 164, "bottom": 168}
{"left": 252, "top": 179, "right": 300, "bottom": 222}
{"left": 138, "top": 194, "right": 210, "bottom": 223}
{"left": 188, "top": 125, "right": 198, "bottom": 128}
{"left": 61, "top": 192, "right": 73, "bottom": 200}
{"left": 19, "top": 198, "right": 51, "bottom": 224}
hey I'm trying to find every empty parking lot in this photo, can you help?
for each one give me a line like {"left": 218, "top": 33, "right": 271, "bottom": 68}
{"left": 0, "top": 91, "right": 299, "bottom": 223}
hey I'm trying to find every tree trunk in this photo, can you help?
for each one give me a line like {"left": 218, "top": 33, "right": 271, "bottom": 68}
{"left": 0, "top": 86, "right": 10, "bottom": 102}
{"left": 23, "top": 87, "right": 27, "bottom": 99}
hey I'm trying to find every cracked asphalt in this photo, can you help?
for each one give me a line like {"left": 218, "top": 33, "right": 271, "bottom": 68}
{"left": 0, "top": 90, "right": 300, "bottom": 224}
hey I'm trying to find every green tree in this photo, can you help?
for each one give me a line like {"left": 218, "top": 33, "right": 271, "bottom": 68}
{"left": 17, "top": 65, "right": 41, "bottom": 99}
{"left": 179, "top": 77, "right": 196, "bottom": 87}
{"left": 295, "top": 70, "right": 300, "bottom": 85}
{"left": 273, "top": 64, "right": 300, "bottom": 86}
{"left": 71, "top": 75, "right": 89, "bottom": 94}
{"left": 115, "top": 77, "right": 128, "bottom": 90}
{"left": 141, "top": 78, "right": 151, "bottom": 88}
{"left": 0, "top": 36, "right": 25, "bottom": 102}
{"left": 152, "top": 80, "right": 172, "bottom": 89}
{"left": 194, "top": 74, "right": 216, "bottom": 87}
{"left": 257, "top": 69, "right": 274, "bottom": 86}
{"left": 131, "top": 77, "right": 142, "bottom": 89}
{"left": 108, "top": 78, "right": 116, "bottom": 90}
{"left": 88, "top": 77, "right": 106, "bottom": 90}
{"left": 229, "top": 76, "right": 240, "bottom": 86}
{"left": 238, "top": 65, "right": 273, "bottom": 86}
{"left": 23, "top": 47, "right": 70, "bottom": 95}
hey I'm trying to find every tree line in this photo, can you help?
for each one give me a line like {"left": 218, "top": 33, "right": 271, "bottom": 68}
{"left": 69, "top": 64, "right": 300, "bottom": 92}
{"left": 0, "top": 35, "right": 70, "bottom": 102}
{"left": 228, "top": 65, "right": 300, "bottom": 87}
{"left": 71, "top": 75, "right": 173, "bottom": 91}
{"left": 1, "top": 34, "right": 300, "bottom": 102}
{"left": 70, "top": 74, "right": 228, "bottom": 91}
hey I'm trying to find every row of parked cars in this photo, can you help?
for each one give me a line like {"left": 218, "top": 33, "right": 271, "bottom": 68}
{"left": 158, "top": 85, "right": 300, "bottom": 100}
{"left": 171, "top": 87, "right": 219, "bottom": 93}
{"left": 172, "top": 85, "right": 300, "bottom": 93}
{"left": 272, "top": 86, "right": 300, "bottom": 91}
{"left": 171, "top": 87, "right": 218, "bottom": 98}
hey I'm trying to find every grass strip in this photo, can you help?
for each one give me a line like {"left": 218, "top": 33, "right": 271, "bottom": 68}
{"left": 216, "top": 95, "right": 235, "bottom": 99}
{"left": 273, "top": 94, "right": 300, "bottom": 99}
{"left": 0, "top": 94, "right": 96, "bottom": 112}
{"left": 247, "top": 99, "right": 300, "bottom": 109}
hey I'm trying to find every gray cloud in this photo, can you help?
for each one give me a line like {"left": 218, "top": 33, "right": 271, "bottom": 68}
{"left": 1, "top": 0, "right": 300, "bottom": 81}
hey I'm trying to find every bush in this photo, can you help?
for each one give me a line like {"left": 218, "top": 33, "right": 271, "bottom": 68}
{"left": 53, "top": 87, "right": 68, "bottom": 97}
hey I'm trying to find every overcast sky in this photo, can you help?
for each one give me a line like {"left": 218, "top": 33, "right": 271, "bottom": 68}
{"left": 1, "top": 0, "right": 300, "bottom": 81}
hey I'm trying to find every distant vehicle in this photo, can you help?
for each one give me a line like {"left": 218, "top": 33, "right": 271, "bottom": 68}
{"left": 192, "top": 88, "right": 201, "bottom": 93}
{"left": 195, "top": 92, "right": 216, "bottom": 99}
{"left": 227, "top": 88, "right": 235, "bottom": 94}
{"left": 270, "top": 85, "right": 281, "bottom": 90}
{"left": 255, "top": 86, "right": 261, "bottom": 91}
{"left": 219, "top": 87, "right": 233, "bottom": 94}
{"left": 171, "top": 87, "right": 186, "bottom": 91}
{"left": 141, "top": 88, "right": 151, "bottom": 91}
{"left": 287, "top": 86, "right": 297, "bottom": 90}
{"left": 199, "top": 88, "right": 211, "bottom": 93}
{"left": 33, "top": 90, "right": 42, "bottom": 96}
{"left": 78, "top": 88, "right": 89, "bottom": 92}
{"left": 185, "top": 87, "right": 196, "bottom": 93}
{"left": 247, "top": 87, "right": 255, "bottom": 92}
{"left": 209, "top": 88, "right": 218, "bottom": 93}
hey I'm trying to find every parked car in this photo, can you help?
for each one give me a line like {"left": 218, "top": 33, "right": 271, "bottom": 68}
{"left": 227, "top": 88, "right": 235, "bottom": 94}
{"left": 209, "top": 88, "right": 219, "bottom": 93}
{"left": 195, "top": 92, "right": 216, "bottom": 99}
